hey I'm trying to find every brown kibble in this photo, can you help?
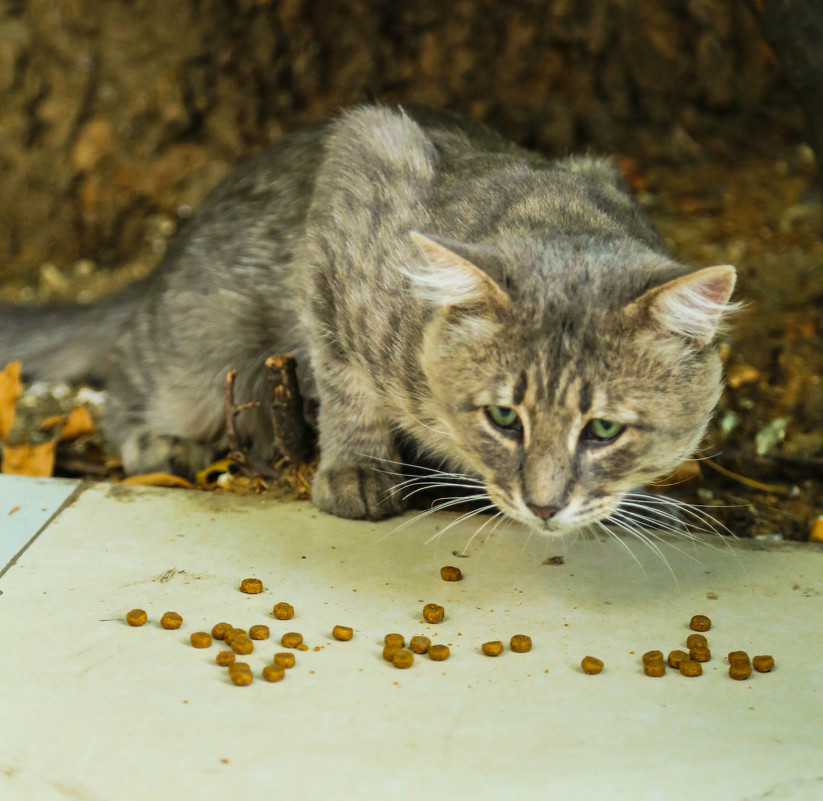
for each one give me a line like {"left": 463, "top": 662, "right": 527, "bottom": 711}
{"left": 160, "top": 612, "right": 183, "bottom": 630}
{"left": 281, "top": 632, "right": 303, "bottom": 649}
{"left": 510, "top": 635, "right": 532, "bottom": 653}
{"left": 642, "top": 650, "right": 664, "bottom": 664}
{"left": 482, "top": 641, "right": 504, "bottom": 657}
{"left": 429, "top": 644, "right": 450, "bottom": 661}
{"left": 229, "top": 665, "right": 253, "bottom": 686}
{"left": 581, "top": 656, "right": 604, "bottom": 674}
{"left": 239, "top": 577, "right": 263, "bottom": 594}
{"left": 668, "top": 650, "right": 689, "bottom": 668}
{"left": 249, "top": 625, "right": 270, "bottom": 640}
{"left": 262, "top": 665, "right": 286, "bottom": 682}
{"left": 409, "top": 636, "right": 431, "bottom": 654}
{"left": 332, "top": 625, "right": 353, "bottom": 641}
{"left": 689, "top": 646, "right": 711, "bottom": 662}
{"left": 272, "top": 602, "right": 294, "bottom": 620}
{"left": 211, "top": 622, "right": 231, "bottom": 640}
{"left": 223, "top": 627, "right": 247, "bottom": 646}
{"left": 296, "top": 643, "right": 308, "bottom": 651}
{"left": 753, "top": 655, "right": 775, "bottom": 673}
{"left": 383, "top": 644, "right": 402, "bottom": 662}
{"left": 679, "top": 659, "right": 703, "bottom": 677}
{"left": 644, "top": 661, "right": 666, "bottom": 677}
{"left": 190, "top": 632, "right": 212, "bottom": 648}
{"left": 229, "top": 661, "right": 251, "bottom": 673}
{"left": 391, "top": 649, "right": 415, "bottom": 669}
{"left": 422, "top": 604, "right": 445, "bottom": 624}
{"left": 729, "top": 662, "right": 753, "bottom": 680}
{"left": 440, "top": 565, "right": 462, "bottom": 582}
{"left": 126, "top": 609, "right": 147, "bottom": 627}
{"left": 728, "top": 650, "right": 751, "bottom": 665}
{"left": 689, "top": 614, "right": 711, "bottom": 632}
{"left": 273, "top": 652, "right": 296, "bottom": 669}
{"left": 384, "top": 633, "right": 405, "bottom": 649}
{"left": 686, "top": 633, "right": 708, "bottom": 649}
{"left": 231, "top": 637, "right": 253, "bottom": 655}
{"left": 216, "top": 650, "right": 236, "bottom": 666}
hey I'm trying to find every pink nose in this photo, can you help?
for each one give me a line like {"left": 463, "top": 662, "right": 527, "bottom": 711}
{"left": 526, "top": 503, "right": 559, "bottom": 521}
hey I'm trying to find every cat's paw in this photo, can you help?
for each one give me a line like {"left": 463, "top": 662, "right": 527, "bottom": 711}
{"left": 120, "top": 431, "right": 213, "bottom": 479}
{"left": 311, "top": 464, "right": 407, "bottom": 521}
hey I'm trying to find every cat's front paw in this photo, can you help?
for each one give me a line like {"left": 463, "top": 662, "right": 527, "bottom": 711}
{"left": 311, "top": 463, "right": 407, "bottom": 521}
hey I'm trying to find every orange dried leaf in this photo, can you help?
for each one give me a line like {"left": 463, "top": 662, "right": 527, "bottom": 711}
{"left": 0, "top": 361, "right": 23, "bottom": 441}
{"left": 1, "top": 440, "right": 56, "bottom": 477}
{"left": 120, "top": 472, "right": 195, "bottom": 489}
{"left": 59, "top": 406, "right": 94, "bottom": 442}
{"left": 810, "top": 517, "right": 823, "bottom": 544}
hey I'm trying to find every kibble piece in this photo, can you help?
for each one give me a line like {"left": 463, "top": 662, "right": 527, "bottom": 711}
{"left": 391, "top": 649, "right": 415, "bottom": 669}
{"left": 668, "top": 650, "right": 689, "bottom": 669}
{"left": 216, "top": 650, "right": 236, "bottom": 667}
{"left": 728, "top": 650, "right": 751, "bottom": 665}
{"left": 482, "top": 641, "right": 504, "bottom": 657}
{"left": 384, "top": 633, "right": 405, "bottom": 649}
{"left": 429, "top": 644, "right": 450, "bottom": 662}
{"left": 440, "top": 565, "right": 463, "bottom": 582}
{"left": 126, "top": 609, "right": 147, "bottom": 627}
{"left": 332, "top": 625, "right": 353, "bottom": 641}
{"left": 510, "top": 635, "right": 532, "bottom": 653}
{"left": 272, "top": 602, "right": 295, "bottom": 620}
{"left": 689, "top": 646, "right": 711, "bottom": 663}
{"left": 729, "top": 662, "right": 753, "bottom": 680}
{"left": 642, "top": 650, "right": 664, "bottom": 664}
{"left": 223, "top": 627, "right": 247, "bottom": 646}
{"left": 273, "top": 652, "right": 296, "bottom": 669}
{"left": 689, "top": 614, "right": 711, "bottom": 632}
{"left": 644, "top": 661, "right": 666, "bottom": 677}
{"left": 422, "top": 604, "right": 445, "bottom": 624}
{"left": 249, "top": 625, "right": 270, "bottom": 640}
{"left": 752, "top": 655, "right": 775, "bottom": 673}
{"left": 231, "top": 637, "right": 254, "bottom": 655}
{"left": 409, "top": 636, "right": 431, "bottom": 654}
{"left": 383, "top": 644, "right": 402, "bottom": 662}
{"left": 686, "top": 633, "right": 708, "bottom": 650}
{"left": 190, "top": 632, "right": 212, "bottom": 648}
{"left": 679, "top": 659, "right": 703, "bottom": 677}
{"left": 240, "top": 577, "right": 263, "bottom": 594}
{"left": 229, "top": 661, "right": 251, "bottom": 673}
{"left": 581, "top": 656, "right": 604, "bottom": 674}
{"left": 296, "top": 643, "right": 309, "bottom": 651}
{"left": 229, "top": 665, "right": 253, "bottom": 686}
{"left": 281, "top": 632, "right": 303, "bottom": 649}
{"left": 160, "top": 612, "right": 183, "bottom": 630}
{"left": 262, "top": 665, "right": 286, "bottom": 683}
{"left": 211, "top": 622, "right": 232, "bottom": 640}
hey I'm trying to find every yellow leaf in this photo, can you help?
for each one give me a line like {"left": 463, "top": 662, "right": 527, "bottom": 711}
{"left": 1, "top": 440, "right": 56, "bottom": 477}
{"left": 119, "top": 472, "right": 195, "bottom": 489}
{"left": 59, "top": 406, "right": 95, "bottom": 442}
{"left": 0, "top": 361, "right": 23, "bottom": 441}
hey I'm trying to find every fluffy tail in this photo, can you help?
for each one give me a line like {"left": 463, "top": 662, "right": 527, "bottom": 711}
{"left": 0, "top": 279, "right": 148, "bottom": 382}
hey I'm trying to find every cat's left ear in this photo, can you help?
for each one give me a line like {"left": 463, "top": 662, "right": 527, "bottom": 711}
{"left": 626, "top": 265, "right": 738, "bottom": 346}
{"left": 409, "top": 232, "right": 510, "bottom": 318}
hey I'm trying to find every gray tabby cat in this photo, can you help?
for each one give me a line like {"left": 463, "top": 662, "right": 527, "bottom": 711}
{"left": 1, "top": 105, "right": 737, "bottom": 535}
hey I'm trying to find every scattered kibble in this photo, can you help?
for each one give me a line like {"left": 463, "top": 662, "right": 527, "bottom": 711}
{"left": 190, "top": 632, "right": 212, "bottom": 648}
{"left": 422, "top": 604, "right": 445, "bottom": 624}
{"left": 249, "top": 625, "right": 270, "bottom": 640}
{"left": 273, "top": 652, "right": 296, "bottom": 669}
{"left": 510, "top": 635, "right": 532, "bottom": 653}
{"left": 384, "top": 633, "right": 405, "bottom": 649}
{"left": 229, "top": 663, "right": 252, "bottom": 685}
{"left": 126, "top": 609, "right": 147, "bottom": 627}
{"left": 160, "top": 612, "right": 183, "bottom": 630}
{"left": 581, "top": 656, "right": 604, "bottom": 674}
{"left": 689, "top": 614, "right": 711, "bottom": 632}
{"left": 240, "top": 578, "right": 263, "bottom": 594}
{"left": 429, "top": 644, "right": 450, "bottom": 661}
{"left": 644, "top": 661, "right": 666, "bottom": 677}
{"left": 753, "top": 655, "right": 775, "bottom": 673}
{"left": 409, "top": 636, "right": 431, "bottom": 654}
{"left": 383, "top": 644, "right": 402, "bottom": 662}
{"left": 642, "top": 650, "right": 663, "bottom": 664}
{"left": 262, "top": 665, "right": 286, "bottom": 682}
{"left": 668, "top": 650, "right": 689, "bottom": 669}
{"left": 686, "top": 634, "right": 708, "bottom": 650}
{"left": 231, "top": 637, "right": 254, "bottom": 655}
{"left": 729, "top": 662, "right": 753, "bottom": 680}
{"left": 272, "top": 602, "right": 294, "bottom": 620}
{"left": 689, "top": 646, "right": 711, "bottom": 663}
{"left": 482, "top": 641, "right": 504, "bottom": 657}
{"left": 296, "top": 643, "right": 309, "bottom": 651}
{"left": 679, "top": 659, "right": 702, "bottom": 677}
{"left": 216, "top": 650, "right": 236, "bottom": 666}
{"left": 332, "top": 625, "right": 354, "bottom": 641}
{"left": 728, "top": 651, "right": 751, "bottom": 665}
{"left": 391, "top": 649, "right": 415, "bottom": 669}
{"left": 281, "top": 632, "right": 303, "bottom": 649}
{"left": 223, "top": 628, "right": 246, "bottom": 646}
{"left": 211, "top": 622, "right": 231, "bottom": 640}
{"left": 440, "top": 565, "right": 463, "bottom": 582}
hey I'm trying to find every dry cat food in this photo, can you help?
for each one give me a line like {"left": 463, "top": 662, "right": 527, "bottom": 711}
{"left": 216, "top": 650, "right": 236, "bottom": 666}
{"left": 728, "top": 650, "right": 750, "bottom": 665}
{"left": 126, "top": 609, "right": 148, "bottom": 627}
{"left": 644, "top": 661, "right": 666, "bottom": 677}
{"left": 332, "top": 625, "right": 353, "bottom": 641}
{"left": 384, "top": 633, "right": 405, "bottom": 649}
{"left": 160, "top": 612, "right": 183, "bottom": 630}
{"left": 239, "top": 578, "right": 264, "bottom": 594}
{"left": 429, "top": 644, "right": 450, "bottom": 662}
{"left": 223, "top": 627, "right": 245, "bottom": 645}
{"left": 273, "top": 652, "right": 296, "bottom": 669}
{"left": 249, "top": 625, "right": 270, "bottom": 640}
{"left": 729, "top": 662, "right": 753, "bottom": 681}
{"left": 689, "top": 646, "right": 711, "bottom": 663}
{"left": 440, "top": 565, "right": 463, "bottom": 582}
{"left": 753, "top": 655, "right": 775, "bottom": 673}
{"left": 422, "top": 604, "right": 445, "bottom": 624}
{"left": 281, "top": 632, "right": 304, "bottom": 649}
{"left": 211, "top": 622, "right": 232, "bottom": 640}
{"left": 679, "top": 659, "right": 702, "bottom": 677}
{"left": 642, "top": 650, "right": 663, "bottom": 664}
{"left": 383, "top": 644, "right": 402, "bottom": 662}
{"left": 229, "top": 662, "right": 253, "bottom": 686}
{"left": 272, "top": 602, "right": 295, "bottom": 620}
{"left": 231, "top": 637, "right": 254, "bottom": 655}
{"left": 581, "top": 656, "right": 604, "bottom": 674}
{"left": 391, "top": 649, "right": 415, "bottom": 669}
{"left": 190, "top": 632, "right": 212, "bottom": 648}
{"left": 262, "top": 665, "right": 286, "bottom": 682}
{"left": 510, "top": 635, "right": 532, "bottom": 653}
{"left": 667, "top": 650, "right": 689, "bottom": 669}
{"left": 482, "top": 641, "right": 504, "bottom": 657}
{"left": 686, "top": 633, "right": 708, "bottom": 650}
{"left": 689, "top": 615, "right": 712, "bottom": 632}
{"left": 409, "top": 636, "right": 431, "bottom": 654}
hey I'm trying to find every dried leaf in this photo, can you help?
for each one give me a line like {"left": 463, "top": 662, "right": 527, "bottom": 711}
{"left": 59, "top": 406, "right": 95, "bottom": 442}
{"left": 0, "top": 361, "right": 23, "bottom": 441}
{"left": 810, "top": 517, "right": 823, "bottom": 543}
{"left": 119, "top": 472, "right": 195, "bottom": 489}
{"left": 1, "top": 440, "right": 56, "bottom": 477}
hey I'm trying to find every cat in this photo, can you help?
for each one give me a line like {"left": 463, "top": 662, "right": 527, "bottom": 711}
{"left": 0, "top": 105, "right": 737, "bottom": 536}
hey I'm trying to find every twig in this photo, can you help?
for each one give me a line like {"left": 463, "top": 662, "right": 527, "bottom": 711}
{"left": 265, "top": 354, "right": 314, "bottom": 466}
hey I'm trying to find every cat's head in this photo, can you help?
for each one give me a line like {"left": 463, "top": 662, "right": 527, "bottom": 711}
{"left": 409, "top": 232, "right": 738, "bottom": 536}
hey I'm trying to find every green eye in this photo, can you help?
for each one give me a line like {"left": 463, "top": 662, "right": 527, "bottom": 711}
{"left": 583, "top": 418, "right": 626, "bottom": 442}
{"left": 485, "top": 405, "right": 521, "bottom": 431}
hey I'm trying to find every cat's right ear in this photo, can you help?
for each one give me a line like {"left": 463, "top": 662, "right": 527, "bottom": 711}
{"left": 408, "top": 232, "right": 510, "bottom": 320}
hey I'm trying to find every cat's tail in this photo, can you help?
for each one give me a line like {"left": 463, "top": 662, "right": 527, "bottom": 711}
{"left": 0, "top": 278, "right": 149, "bottom": 382}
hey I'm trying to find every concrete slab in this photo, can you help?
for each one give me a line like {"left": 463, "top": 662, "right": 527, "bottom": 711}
{"left": 0, "top": 481, "right": 821, "bottom": 801}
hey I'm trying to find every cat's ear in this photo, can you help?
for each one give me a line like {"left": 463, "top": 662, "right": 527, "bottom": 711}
{"left": 409, "top": 232, "right": 510, "bottom": 318}
{"left": 626, "top": 265, "right": 738, "bottom": 345}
